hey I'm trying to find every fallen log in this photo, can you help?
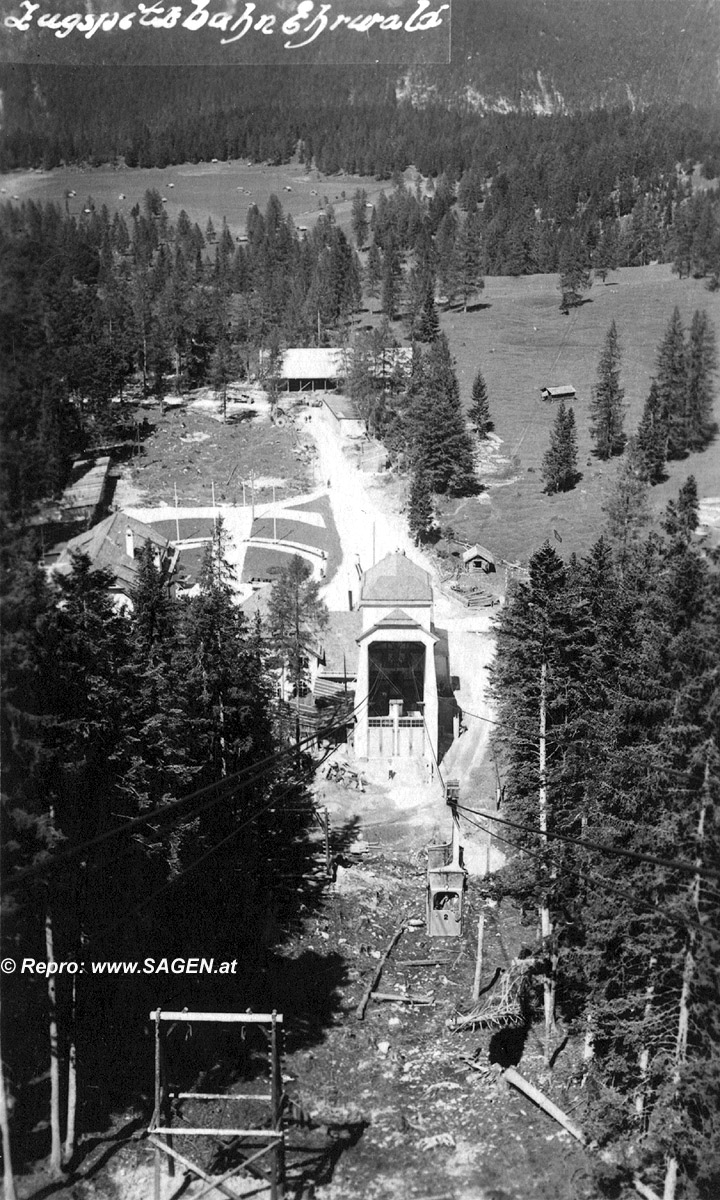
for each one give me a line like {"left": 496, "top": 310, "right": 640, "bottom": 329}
{"left": 396, "top": 958, "right": 451, "bottom": 968}
{"left": 502, "top": 1067, "right": 586, "bottom": 1143}
{"left": 502, "top": 1068, "right": 663, "bottom": 1200}
{"left": 372, "top": 992, "right": 434, "bottom": 1005}
{"left": 472, "top": 913, "right": 485, "bottom": 1001}
{"left": 355, "top": 926, "right": 404, "bottom": 1020}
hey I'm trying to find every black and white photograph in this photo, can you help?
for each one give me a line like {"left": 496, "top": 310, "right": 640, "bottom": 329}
{"left": 1, "top": 2, "right": 719, "bottom": 1197}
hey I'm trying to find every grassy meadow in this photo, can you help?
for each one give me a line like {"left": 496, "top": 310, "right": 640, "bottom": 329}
{"left": 432, "top": 265, "right": 720, "bottom": 565}
{"left": 0, "top": 159, "right": 391, "bottom": 240}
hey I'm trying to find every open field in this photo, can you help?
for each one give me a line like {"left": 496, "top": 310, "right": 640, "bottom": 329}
{"left": 433, "top": 265, "right": 720, "bottom": 564}
{"left": 0, "top": 158, "right": 395, "bottom": 240}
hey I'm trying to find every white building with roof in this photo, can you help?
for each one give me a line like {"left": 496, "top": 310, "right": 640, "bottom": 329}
{"left": 51, "top": 512, "right": 175, "bottom": 610}
{"left": 353, "top": 552, "right": 439, "bottom": 763}
{"left": 275, "top": 348, "right": 347, "bottom": 391}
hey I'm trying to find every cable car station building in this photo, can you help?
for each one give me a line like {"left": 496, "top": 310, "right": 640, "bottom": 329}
{"left": 354, "top": 553, "right": 440, "bottom": 763}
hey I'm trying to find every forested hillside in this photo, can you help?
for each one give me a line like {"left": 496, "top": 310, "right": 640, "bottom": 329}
{"left": 489, "top": 508, "right": 720, "bottom": 1199}
{"left": 1, "top": 0, "right": 719, "bottom": 171}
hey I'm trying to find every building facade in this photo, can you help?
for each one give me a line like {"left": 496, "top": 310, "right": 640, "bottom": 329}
{"left": 353, "top": 553, "right": 439, "bottom": 764}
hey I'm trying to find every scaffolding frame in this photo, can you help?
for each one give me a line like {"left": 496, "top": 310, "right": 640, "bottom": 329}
{"left": 148, "top": 1009, "right": 285, "bottom": 1200}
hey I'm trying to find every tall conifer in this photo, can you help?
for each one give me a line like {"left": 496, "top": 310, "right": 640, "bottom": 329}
{"left": 635, "top": 381, "right": 668, "bottom": 483}
{"left": 656, "top": 307, "right": 688, "bottom": 458}
{"left": 590, "top": 320, "right": 626, "bottom": 459}
{"left": 408, "top": 466, "right": 435, "bottom": 544}
{"left": 469, "top": 368, "right": 493, "bottom": 438}
{"left": 686, "top": 308, "right": 717, "bottom": 451}
{"left": 541, "top": 400, "right": 579, "bottom": 493}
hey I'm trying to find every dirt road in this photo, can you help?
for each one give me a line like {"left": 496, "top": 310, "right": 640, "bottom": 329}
{"left": 304, "top": 407, "right": 501, "bottom": 863}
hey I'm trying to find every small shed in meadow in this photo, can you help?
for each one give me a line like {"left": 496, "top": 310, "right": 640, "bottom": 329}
{"left": 540, "top": 385, "right": 576, "bottom": 403}
{"left": 463, "top": 544, "right": 496, "bottom": 574}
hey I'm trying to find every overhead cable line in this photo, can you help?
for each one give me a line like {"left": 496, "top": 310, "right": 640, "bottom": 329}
{"left": 5, "top": 686, "right": 372, "bottom": 891}
{"left": 457, "top": 807, "right": 713, "bottom": 923}
{"left": 455, "top": 803, "right": 720, "bottom": 883}
{"left": 90, "top": 757, "right": 337, "bottom": 943}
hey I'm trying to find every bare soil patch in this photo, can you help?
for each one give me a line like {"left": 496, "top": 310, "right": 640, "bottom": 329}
{"left": 118, "top": 402, "right": 314, "bottom": 509}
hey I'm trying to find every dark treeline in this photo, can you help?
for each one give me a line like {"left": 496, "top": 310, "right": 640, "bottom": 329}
{"left": 1, "top": 521, "right": 339, "bottom": 1172}
{"left": 491, "top": 489, "right": 720, "bottom": 1198}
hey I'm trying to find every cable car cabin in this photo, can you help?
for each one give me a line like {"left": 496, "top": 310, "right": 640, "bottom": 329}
{"left": 426, "top": 842, "right": 466, "bottom": 937}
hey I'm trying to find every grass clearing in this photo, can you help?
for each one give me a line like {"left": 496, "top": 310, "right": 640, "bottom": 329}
{"left": 2, "top": 159, "right": 394, "bottom": 240}
{"left": 435, "top": 264, "right": 720, "bottom": 564}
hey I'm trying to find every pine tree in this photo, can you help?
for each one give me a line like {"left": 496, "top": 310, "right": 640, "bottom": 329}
{"left": 490, "top": 543, "right": 595, "bottom": 1060}
{"left": 594, "top": 218, "right": 620, "bottom": 283}
{"left": 414, "top": 278, "right": 440, "bottom": 343}
{"left": 685, "top": 309, "right": 718, "bottom": 451}
{"left": 468, "top": 368, "right": 493, "bottom": 438}
{"left": 635, "top": 381, "right": 668, "bottom": 483}
{"left": 656, "top": 307, "right": 688, "bottom": 459}
{"left": 408, "top": 466, "right": 435, "bottom": 544}
{"left": 351, "top": 188, "right": 369, "bottom": 248}
{"left": 408, "top": 336, "right": 477, "bottom": 495}
{"left": 267, "top": 555, "right": 329, "bottom": 742}
{"left": 602, "top": 439, "right": 651, "bottom": 567}
{"left": 454, "top": 210, "right": 484, "bottom": 312}
{"left": 541, "top": 400, "right": 579, "bottom": 493}
{"left": 365, "top": 241, "right": 382, "bottom": 300}
{"left": 662, "top": 475, "right": 699, "bottom": 544}
{"left": 590, "top": 320, "right": 626, "bottom": 459}
{"left": 381, "top": 240, "right": 401, "bottom": 321}
{"left": 435, "top": 211, "right": 458, "bottom": 303}
{"left": 558, "top": 232, "right": 592, "bottom": 311}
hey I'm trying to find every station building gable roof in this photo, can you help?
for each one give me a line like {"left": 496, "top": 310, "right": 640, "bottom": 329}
{"left": 359, "top": 552, "right": 432, "bottom": 607}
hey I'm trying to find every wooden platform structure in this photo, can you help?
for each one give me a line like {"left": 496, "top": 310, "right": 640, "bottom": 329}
{"left": 148, "top": 1009, "right": 285, "bottom": 1199}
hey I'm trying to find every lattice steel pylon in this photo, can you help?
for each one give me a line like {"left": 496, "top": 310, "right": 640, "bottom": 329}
{"left": 148, "top": 1009, "right": 285, "bottom": 1199}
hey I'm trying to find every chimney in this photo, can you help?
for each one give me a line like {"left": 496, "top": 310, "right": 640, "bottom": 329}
{"left": 125, "top": 527, "right": 134, "bottom": 558}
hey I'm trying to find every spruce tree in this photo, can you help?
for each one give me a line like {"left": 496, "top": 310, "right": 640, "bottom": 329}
{"left": 351, "top": 188, "right": 369, "bottom": 248}
{"left": 172, "top": 520, "right": 274, "bottom": 814}
{"left": 662, "top": 475, "right": 699, "bottom": 543}
{"left": 558, "top": 232, "right": 592, "bottom": 311}
{"left": 635, "top": 381, "right": 668, "bottom": 483}
{"left": 408, "top": 466, "right": 435, "bottom": 544}
{"left": 267, "top": 555, "right": 329, "bottom": 700}
{"left": 469, "top": 368, "right": 493, "bottom": 438}
{"left": 686, "top": 309, "right": 718, "bottom": 451}
{"left": 602, "top": 439, "right": 651, "bottom": 567}
{"left": 590, "top": 320, "right": 626, "bottom": 459}
{"left": 408, "top": 335, "right": 478, "bottom": 495}
{"left": 541, "top": 400, "right": 579, "bottom": 493}
{"left": 365, "top": 241, "right": 382, "bottom": 300}
{"left": 414, "top": 279, "right": 440, "bottom": 343}
{"left": 656, "top": 306, "right": 688, "bottom": 459}
{"left": 490, "top": 543, "right": 595, "bottom": 1060}
{"left": 454, "top": 210, "right": 484, "bottom": 312}
{"left": 381, "top": 239, "right": 401, "bottom": 321}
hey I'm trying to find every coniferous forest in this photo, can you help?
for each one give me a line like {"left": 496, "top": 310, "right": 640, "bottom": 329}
{"left": 2, "top": 9, "right": 720, "bottom": 1192}
{"left": 490, "top": 499, "right": 720, "bottom": 1199}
